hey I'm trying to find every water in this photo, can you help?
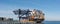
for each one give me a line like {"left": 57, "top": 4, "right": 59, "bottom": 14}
{"left": 0, "top": 21, "right": 60, "bottom": 24}
{"left": 44, "top": 21, "right": 60, "bottom": 24}
{"left": 19, "top": 21, "right": 60, "bottom": 24}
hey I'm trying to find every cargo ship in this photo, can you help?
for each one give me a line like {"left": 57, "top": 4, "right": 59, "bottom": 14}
{"left": 13, "top": 9, "right": 45, "bottom": 23}
{"left": 0, "top": 9, "right": 44, "bottom": 24}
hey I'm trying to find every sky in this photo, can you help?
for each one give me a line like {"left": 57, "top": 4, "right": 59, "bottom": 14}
{"left": 0, "top": 0, "right": 60, "bottom": 21}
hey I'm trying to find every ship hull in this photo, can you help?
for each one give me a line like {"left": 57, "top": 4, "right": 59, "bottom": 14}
{"left": 33, "top": 19, "right": 44, "bottom": 23}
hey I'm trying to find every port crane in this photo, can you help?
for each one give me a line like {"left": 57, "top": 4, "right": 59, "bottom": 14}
{"left": 13, "top": 9, "right": 44, "bottom": 23}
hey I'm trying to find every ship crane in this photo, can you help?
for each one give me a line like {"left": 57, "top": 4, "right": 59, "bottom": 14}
{"left": 13, "top": 9, "right": 31, "bottom": 20}
{"left": 13, "top": 9, "right": 44, "bottom": 23}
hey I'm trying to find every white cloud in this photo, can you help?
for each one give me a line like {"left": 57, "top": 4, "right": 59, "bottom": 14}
{"left": 45, "top": 11, "right": 60, "bottom": 21}
{"left": 45, "top": 16, "right": 60, "bottom": 21}
{"left": 0, "top": 10, "right": 18, "bottom": 20}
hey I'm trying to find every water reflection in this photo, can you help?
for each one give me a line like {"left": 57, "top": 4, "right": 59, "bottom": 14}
{"left": 0, "top": 22, "right": 44, "bottom": 24}
{"left": 20, "top": 23, "right": 44, "bottom": 24}
{"left": 33, "top": 23, "right": 44, "bottom": 24}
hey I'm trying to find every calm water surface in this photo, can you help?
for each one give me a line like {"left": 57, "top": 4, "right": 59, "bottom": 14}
{"left": 44, "top": 21, "right": 60, "bottom": 24}
{"left": 0, "top": 21, "right": 60, "bottom": 24}
{"left": 15, "top": 21, "right": 60, "bottom": 24}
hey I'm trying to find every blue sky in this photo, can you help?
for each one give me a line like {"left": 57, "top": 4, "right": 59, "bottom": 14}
{"left": 0, "top": 0, "right": 60, "bottom": 21}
